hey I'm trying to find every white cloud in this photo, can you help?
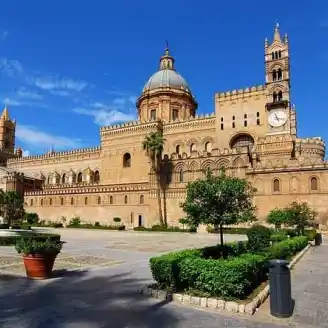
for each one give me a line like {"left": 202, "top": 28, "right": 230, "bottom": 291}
{"left": 34, "top": 76, "right": 87, "bottom": 92}
{"left": 0, "top": 58, "right": 24, "bottom": 78}
{"left": 22, "top": 149, "right": 30, "bottom": 157}
{"left": 16, "top": 87, "right": 43, "bottom": 100}
{"left": 16, "top": 125, "right": 82, "bottom": 150}
{"left": 74, "top": 107, "right": 136, "bottom": 126}
{"left": 49, "top": 90, "right": 71, "bottom": 97}
{"left": 74, "top": 96, "right": 137, "bottom": 126}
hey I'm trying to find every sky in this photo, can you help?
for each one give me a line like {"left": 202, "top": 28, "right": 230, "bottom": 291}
{"left": 0, "top": 0, "right": 328, "bottom": 156}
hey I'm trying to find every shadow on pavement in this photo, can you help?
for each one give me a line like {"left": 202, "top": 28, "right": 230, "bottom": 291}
{"left": 0, "top": 270, "right": 179, "bottom": 328}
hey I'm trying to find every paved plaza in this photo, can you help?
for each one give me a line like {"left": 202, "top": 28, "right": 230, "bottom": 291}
{"left": 0, "top": 229, "right": 327, "bottom": 327}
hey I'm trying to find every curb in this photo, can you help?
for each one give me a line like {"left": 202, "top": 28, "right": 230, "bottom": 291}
{"left": 139, "top": 243, "right": 313, "bottom": 315}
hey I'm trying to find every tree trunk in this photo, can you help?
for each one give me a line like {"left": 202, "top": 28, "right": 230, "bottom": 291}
{"left": 156, "top": 175, "right": 164, "bottom": 226}
{"left": 163, "top": 187, "right": 167, "bottom": 226}
{"left": 219, "top": 223, "right": 224, "bottom": 247}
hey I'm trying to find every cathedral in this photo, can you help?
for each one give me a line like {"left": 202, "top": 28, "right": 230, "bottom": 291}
{"left": 1, "top": 24, "right": 327, "bottom": 228}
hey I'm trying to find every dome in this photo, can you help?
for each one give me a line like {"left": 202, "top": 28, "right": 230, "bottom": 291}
{"left": 142, "top": 47, "right": 191, "bottom": 93}
{"left": 143, "top": 69, "right": 191, "bottom": 93}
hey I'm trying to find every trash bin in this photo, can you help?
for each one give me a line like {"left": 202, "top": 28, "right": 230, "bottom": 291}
{"left": 268, "top": 259, "right": 293, "bottom": 318}
{"left": 314, "top": 233, "right": 322, "bottom": 246}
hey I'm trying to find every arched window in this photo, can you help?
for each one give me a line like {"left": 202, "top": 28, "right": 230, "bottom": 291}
{"left": 273, "top": 92, "right": 277, "bottom": 103}
{"left": 124, "top": 195, "right": 128, "bottom": 204}
{"left": 60, "top": 197, "right": 64, "bottom": 205}
{"left": 110, "top": 196, "right": 113, "bottom": 204}
{"left": 190, "top": 143, "right": 196, "bottom": 152}
{"left": 176, "top": 145, "right": 180, "bottom": 155}
{"left": 77, "top": 172, "right": 82, "bottom": 183}
{"left": 205, "top": 141, "right": 212, "bottom": 152}
{"left": 94, "top": 170, "right": 100, "bottom": 183}
{"left": 272, "top": 69, "right": 277, "bottom": 81}
{"left": 272, "top": 52, "right": 275, "bottom": 60}
{"left": 41, "top": 199, "right": 44, "bottom": 206}
{"left": 310, "top": 177, "right": 318, "bottom": 191}
{"left": 61, "top": 173, "right": 66, "bottom": 184}
{"left": 30, "top": 199, "right": 33, "bottom": 206}
{"left": 140, "top": 195, "right": 144, "bottom": 204}
{"left": 123, "top": 153, "right": 131, "bottom": 167}
{"left": 275, "top": 51, "right": 278, "bottom": 59}
{"left": 71, "top": 197, "right": 74, "bottom": 205}
{"left": 179, "top": 169, "right": 184, "bottom": 183}
{"left": 278, "top": 91, "right": 283, "bottom": 101}
{"left": 277, "top": 68, "right": 282, "bottom": 80}
{"left": 278, "top": 50, "right": 282, "bottom": 58}
{"left": 273, "top": 179, "right": 280, "bottom": 192}
{"left": 230, "top": 134, "right": 254, "bottom": 150}
{"left": 49, "top": 198, "right": 52, "bottom": 206}
{"left": 97, "top": 196, "right": 101, "bottom": 205}
{"left": 84, "top": 197, "right": 88, "bottom": 205}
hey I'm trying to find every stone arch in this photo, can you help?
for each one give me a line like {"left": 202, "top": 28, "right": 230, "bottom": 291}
{"left": 94, "top": 170, "right": 100, "bottom": 183}
{"left": 230, "top": 132, "right": 255, "bottom": 151}
{"left": 232, "top": 157, "right": 245, "bottom": 168}
{"left": 289, "top": 176, "right": 299, "bottom": 193}
{"left": 217, "top": 158, "right": 230, "bottom": 169}
{"left": 201, "top": 159, "right": 216, "bottom": 172}
{"left": 77, "top": 172, "right": 83, "bottom": 183}
{"left": 172, "top": 140, "right": 184, "bottom": 155}
{"left": 175, "top": 162, "right": 187, "bottom": 183}
{"left": 186, "top": 138, "right": 198, "bottom": 153}
{"left": 202, "top": 137, "right": 214, "bottom": 152}
{"left": 61, "top": 173, "right": 66, "bottom": 184}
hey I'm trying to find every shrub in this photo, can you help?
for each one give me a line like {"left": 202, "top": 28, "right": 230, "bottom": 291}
{"left": 265, "top": 236, "right": 308, "bottom": 260}
{"left": 69, "top": 216, "right": 81, "bottom": 226}
{"left": 247, "top": 224, "right": 272, "bottom": 251}
{"left": 15, "top": 237, "right": 63, "bottom": 255}
{"left": 95, "top": 221, "right": 100, "bottom": 227}
{"left": 200, "top": 241, "right": 248, "bottom": 259}
{"left": 134, "top": 224, "right": 195, "bottom": 233}
{"left": 0, "top": 233, "right": 61, "bottom": 246}
{"left": 270, "top": 231, "right": 288, "bottom": 243}
{"left": 267, "top": 208, "right": 288, "bottom": 228}
{"left": 113, "top": 217, "right": 121, "bottom": 223}
{"left": 24, "top": 212, "right": 39, "bottom": 225}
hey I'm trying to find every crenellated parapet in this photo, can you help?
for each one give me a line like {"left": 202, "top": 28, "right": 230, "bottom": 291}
{"left": 297, "top": 137, "right": 325, "bottom": 159}
{"left": 215, "top": 85, "right": 265, "bottom": 102}
{"left": 25, "top": 182, "right": 149, "bottom": 196}
{"left": 7, "top": 146, "right": 101, "bottom": 168}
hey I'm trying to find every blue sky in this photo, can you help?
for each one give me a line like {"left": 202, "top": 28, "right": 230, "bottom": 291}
{"left": 1, "top": 0, "right": 327, "bottom": 156}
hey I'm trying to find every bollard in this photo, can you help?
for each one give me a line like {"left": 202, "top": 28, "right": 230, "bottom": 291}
{"left": 314, "top": 233, "right": 322, "bottom": 246}
{"left": 268, "top": 259, "right": 293, "bottom": 318}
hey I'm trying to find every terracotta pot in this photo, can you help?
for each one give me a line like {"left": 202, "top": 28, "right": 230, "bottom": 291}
{"left": 22, "top": 253, "right": 57, "bottom": 280}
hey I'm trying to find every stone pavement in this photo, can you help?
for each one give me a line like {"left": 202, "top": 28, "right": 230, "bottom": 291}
{"left": 0, "top": 229, "right": 326, "bottom": 328}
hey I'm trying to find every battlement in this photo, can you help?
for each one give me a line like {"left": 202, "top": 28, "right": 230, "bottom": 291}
{"left": 300, "top": 137, "right": 325, "bottom": 147}
{"left": 215, "top": 85, "right": 265, "bottom": 100}
{"left": 7, "top": 146, "right": 101, "bottom": 164}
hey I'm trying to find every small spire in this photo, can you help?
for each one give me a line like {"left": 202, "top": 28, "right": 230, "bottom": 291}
{"left": 284, "top": 32, "right": 288, "bottom": 44}
{"left": 159, "top": 41, "right": 175, "bottom": 70}
{"left": 1, "top": 101, "right": 10, "bottom": 121}
{"left": 165, "top": 40, "right": 169, "bottom": 55}
{"left": 274, "top": 21, "right": 281, "bottom": 42}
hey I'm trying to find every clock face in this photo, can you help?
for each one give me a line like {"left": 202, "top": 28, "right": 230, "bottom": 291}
{"left": 268, "top": 110, "right": 287, "bottom": 127}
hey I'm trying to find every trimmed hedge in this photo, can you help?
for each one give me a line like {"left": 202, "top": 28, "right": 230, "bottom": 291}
{"left": 149, "top": 236, "right": 309, "bottom": 299}
{"left": 66, "top": 224, "right": 125, "bottom": 230}
{"left": 0, "top": 232, "right": 61, "bottom": 246}
{"left": 134, "top": 225, "right": 197, "bottom": 233}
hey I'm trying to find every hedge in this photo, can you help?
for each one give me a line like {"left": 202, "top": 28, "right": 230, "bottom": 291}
{"left": 66, "top": 224, "right": 125, "bottom": 230}
{"left": 0, "top": 233, "right": 61, "bottom": 246}
{"left": 149, "top": 236, "right": 309, "bottom": 299}
{"left": 134, "top": 225, "right": 197, "bottom": 233}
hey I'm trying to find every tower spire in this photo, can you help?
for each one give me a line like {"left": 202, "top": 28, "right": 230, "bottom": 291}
{"left": 1, "top": 101, "right": 9, "bottom": 121}
{"left": 274, "top": 22, "right": 281, "bottom": 42}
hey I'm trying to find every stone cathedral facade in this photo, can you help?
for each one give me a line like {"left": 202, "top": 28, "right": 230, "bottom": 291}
{"left": 1, "top": 24, "right": 328, "bottom": 228}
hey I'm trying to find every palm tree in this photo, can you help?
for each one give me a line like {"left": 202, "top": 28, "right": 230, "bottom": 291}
{"left": 142, "top": 130, "right": 166, "bottom": 226}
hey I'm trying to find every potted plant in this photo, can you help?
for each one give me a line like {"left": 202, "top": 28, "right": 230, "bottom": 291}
{"left": 15, "top": 237, "right": 63, "bottom": 279}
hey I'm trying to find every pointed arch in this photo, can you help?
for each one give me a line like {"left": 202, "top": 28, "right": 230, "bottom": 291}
{"left": 289, "top": 176, "right": 299, "bottom": 193}
{"left": 77, "top": 172, "right": 83, "bottom": 183}
{"left": 201, "top": 159, "right": 216, "bottom": 171}
{"left": 310, "top": 176, "right": 319, "bottom": 191}
{"left": 94, "top": 170, "right": 100, "bottom": 183}
{"left": 232, "top": 157, "right": 245, "bottom": 168}
{"left": 273, "top": 178, "right": 281, "bottom": 193}
{"left": 189, "top": 161, "right": 199, "bottom": 171}
{"left": 61, "top": 173, "right": 66, "bottom": 184}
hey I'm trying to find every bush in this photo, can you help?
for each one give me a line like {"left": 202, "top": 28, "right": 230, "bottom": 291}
{"left": 270, "top": 231, "right": 288, "bottom": 243}
{"left": 247, "top": 225, "right": 272, "bottom": 251}
{"left": 206, "top": 226, "right": 251, "bottom": 235}
{"left": 0, "top": 233, "right": 61, "bottom": 246}
{"left": 69, "top": 216, "right": 81, "bottom": 226}
{"left": 95, "top": 221, "right": 100, "bottom": 227}
{"left": 66, "top": 223, "right": 125, "bottom": 230}
{"left": 24, "top": 212, "right": 39, "bottom": 225}
{"left": 200, "top": 241, "right": 248, "bottom": 259}
{"left": 266, "top": 208, "right": 288, "bottom": 228}
{"left": 113, "top": 217, "right": 121, "bottom": 223}
{"left": 265, "top": 236, "right": 308, "bottom": 260}
{"left": 134, "top": 224, "right": 195, "bottom": 233}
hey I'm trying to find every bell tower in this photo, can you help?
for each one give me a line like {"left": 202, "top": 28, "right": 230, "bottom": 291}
{"left": 0, "top": 105, "right": 16, "bottom": 154}
{"left": 265, "top": 23, "right": 295, "bottom": 136}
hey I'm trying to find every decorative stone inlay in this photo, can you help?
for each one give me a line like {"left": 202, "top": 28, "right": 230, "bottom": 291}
{"left": 139, "top": 243, "right": 313, "bottom": 315}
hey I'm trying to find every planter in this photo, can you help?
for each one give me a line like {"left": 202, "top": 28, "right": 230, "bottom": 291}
{"left": 22, "top": 253, "right": 57, "bottom": 279}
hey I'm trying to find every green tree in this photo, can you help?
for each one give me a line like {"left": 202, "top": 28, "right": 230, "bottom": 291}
{"left": 267, "top": 208, "right": 288, "bottom": 229}
{"left": 284, "top": 201, "right": 316, "bottom": 235}
{"left": 181, "top": 170, "right": 256, "bottom": 247}
{"left": 142, "top": 128, "right": 166, "bottom": 226}
{"left": 24, "top": 212, "right": 39, "bottom": 225}
{"left": 1, "top": 191, "right": 25, "bottom": 226}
